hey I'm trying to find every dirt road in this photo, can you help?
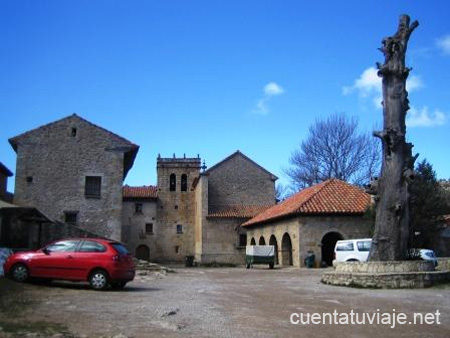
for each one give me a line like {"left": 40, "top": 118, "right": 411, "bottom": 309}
{"left": 0, "top": 267, "right": 449, "bottom": 337}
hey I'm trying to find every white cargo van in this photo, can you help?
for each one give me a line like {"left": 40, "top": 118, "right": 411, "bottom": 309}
{"left": 333, "top": 238, "right": 372, "bottom": 263}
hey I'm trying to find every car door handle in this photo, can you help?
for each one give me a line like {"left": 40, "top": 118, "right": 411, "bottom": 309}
{"left": 66, "top": 255, "right": 74, "bottom": 259}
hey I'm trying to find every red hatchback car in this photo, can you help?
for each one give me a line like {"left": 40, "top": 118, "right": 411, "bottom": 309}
{"left": 3, "top": 238, "right": 135, "bottom": 290}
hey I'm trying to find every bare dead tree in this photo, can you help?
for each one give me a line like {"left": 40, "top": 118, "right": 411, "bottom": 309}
{"left": 286, "top": 113, "right": 381, "bottom": 190}
{"left": 368, "top": 15, "right": 419, "bottom": 261}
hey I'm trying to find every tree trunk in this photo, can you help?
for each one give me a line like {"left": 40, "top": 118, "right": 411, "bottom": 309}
{"left": 369, "top": 15, "right": 419, "bottom": 261}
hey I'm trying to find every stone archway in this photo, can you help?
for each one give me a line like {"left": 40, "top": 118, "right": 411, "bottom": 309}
{"left": 321, "top": 232, "right": 344, "bottom": 266}
{"left": 250, "top": 237, "right": 256, "bottom": 245}
{"left": 281, "top": 233, "right": 293, "bottom": 266}
{"left": 259, "top": 236, "right": 266, "bottom": 245}
{"left": 136, "top": 244, "right": 150, "bottom": 261}
{"left": 269, "top": 235, "right": 279, "bottom": 265}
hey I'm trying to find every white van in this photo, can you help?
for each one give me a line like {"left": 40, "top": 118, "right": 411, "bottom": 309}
{"left": 333, "top": 238, "right": 372, "bottom": 263}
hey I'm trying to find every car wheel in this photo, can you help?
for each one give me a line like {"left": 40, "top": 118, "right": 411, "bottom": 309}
{"left": 111, "top": 281, "right": 127, "bottom": 290}
{"left": 89, "top": 270, "right": 109, "bottom": 290}
{"left": 11, "top": 263, "right": 29, "bottom": 283}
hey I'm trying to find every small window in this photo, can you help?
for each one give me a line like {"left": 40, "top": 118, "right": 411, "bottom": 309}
{"left": 46, "top": 240, "right": 80, "bottom": 253}
{"left": 174, "top": 205, "right": 178, "bottom": 210}
{"left": 239, "top": 234, "right": 247, "bottom": 247}
{"left": 79, "top": 240, "right": 106, "bottom": 253}
{"left": 71, "top": 128, "right": 77, "bottom": 137}
{"left": 175, "top": 246, "right": 180, "bottom": 254}
{"left": 64, "top": 211, "right": 78, "bottom": 225}
{"left": 336, "top": 242, "right": 354, "bottom": 251}
{"left": 181, "top": 174, "right": 187, "bottom": 192}
{"left": 145, "top": 223, "right": 153, "bottom": 234}
{"left": 135, "top": 203, "right": 143, "bottom": 213}
{"left": 170, "top": 174, "right": 176, "bottom": 191}
{"left": 26, "top": 176, "right": 33, "bottom": 183}
{"left": 176, "top": 224, "right": 183, "bottom": 234}
{"left": 85, "top": 176, "right": 101, "bottom": 197}
{"left": 357, "top": 240, "right": 372, "bottom": 252}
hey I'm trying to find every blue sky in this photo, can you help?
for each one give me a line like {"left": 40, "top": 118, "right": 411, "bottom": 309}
{"left": 1, "top": 0, "right": 449, "bottom": 191}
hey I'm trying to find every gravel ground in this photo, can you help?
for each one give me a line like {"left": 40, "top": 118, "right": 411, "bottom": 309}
{"left": 0, "top": 267, "right": 449, "bottom": 338}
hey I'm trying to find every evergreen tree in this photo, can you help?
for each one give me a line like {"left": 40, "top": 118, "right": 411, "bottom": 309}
{"left": 410, "top": 159, "right": 450, "bottom": 249}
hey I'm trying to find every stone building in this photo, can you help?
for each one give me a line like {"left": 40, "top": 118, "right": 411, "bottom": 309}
{"left": 122, "top": 185, "right": 158, "bottom": 260}
{"left": 194, "top": 151, "right": 277, "bottom": 264}
{"left": 0, "top": 162, "right": 13, "bottom": 203}
{"left": 9, "top": 114, "right": 139, "bottom": 240}
{"left": 122, "top": 151, "right": 277, "bottom": 264}
{"left": 243, "top": 179, "right": 373, "bottom": 267}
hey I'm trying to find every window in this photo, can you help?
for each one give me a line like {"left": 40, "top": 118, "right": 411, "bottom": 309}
{"left": 64, "top": 211, "right": 78, "bottom": 225}
{"left": 85, "top": 176, "right": 101, "bottom": 197}
{"left": 71, "top": 128, "right": 77, "bottom": 137}
{"left": 175, "top": 246, "right": 180, "bottom": 254}
{"left": 336, "top": 242, "right": 354, "bottom": 251}
{"left": 357, "top": 240, "right": 372, "bottom": 252}
{"left": 176, "top": 224, "right": 183, "bottom": 234}
{"left": 170, "top": 174, "right": 176, "bottom": 191}
{"left": 79, "top": 240, "right": 106, "bottom": 253}
{"left": 181, "top": 174, "right": 187, "bottom": 191}
{"left": 26, "top": 176, "right": 33, "bottom": 183}
{"left": 239, "top": 234, "right": 247, "bottom": 247}
{"left": 46, "top": 240, "right": 80, "bottom": 253}
{"left": 135, "top": 203, "right": 143, "bottom": 213}
{"left": 145, "top": 223, "right": 153, "bottom": 234}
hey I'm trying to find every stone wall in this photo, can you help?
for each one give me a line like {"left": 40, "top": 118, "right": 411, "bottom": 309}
{"left": 121, "top": 199, "right": 158, "bottom": 260}
{"left": 156, "top": 157, "right": 200, "bottom": 262}
{"left": 12, "top": 115, "right": 136, "bottom": 241}
{"left": 245, "top": 215, "right": 372, "bottom": 268}
{"left": 246, "top": 218, "right": 301, "bottom": 267}
{"left": 207, "top": 152, "right": 276, "bottom": 207}
{"left": 322, "top": 261, "right": 450, "bottom": 288}
{"left": 200, "top": 217, "right": 246, "bottom": 265}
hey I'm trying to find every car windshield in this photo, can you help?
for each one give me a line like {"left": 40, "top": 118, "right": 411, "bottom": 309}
{"left": 112, "top": 243, "right": 130, "bottom": 255}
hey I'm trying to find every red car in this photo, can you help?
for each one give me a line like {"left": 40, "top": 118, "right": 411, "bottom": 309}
{"left": 3, "top": 238, "right": 135, "bottom": 290}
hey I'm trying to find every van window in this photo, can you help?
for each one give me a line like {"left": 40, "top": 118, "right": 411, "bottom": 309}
{"left": 336, "top": 242, "right": 354, "bottom": 251}
{"left": 357, "top": 240, "right": 371, "bottom": 252}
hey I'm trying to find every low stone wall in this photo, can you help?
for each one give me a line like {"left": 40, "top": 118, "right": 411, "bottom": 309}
{"left": 334, "top": 260, "right": 435, "bottom": 273}
{"left": 437, "top": 257, "right": 450, "bottom": 271}
{"left": 322, "top": 261, "right": 450, "bottom": 289}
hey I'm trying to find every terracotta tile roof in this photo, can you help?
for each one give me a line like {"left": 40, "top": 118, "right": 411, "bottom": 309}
{"left": 123, "top": 185, "right": 158, "bottom": 199}
{"left": 243, "top": 179, "right": 371, "bottom": 227}
{"left": 208, "top": 204, "right": 273, "bottom": 219}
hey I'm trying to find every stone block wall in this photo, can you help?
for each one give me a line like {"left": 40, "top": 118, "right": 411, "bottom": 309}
{"left": 12, "top": 115, "right": 135, "bottom": 241}
{"left": 156, "top": 157, "right": 200, "bottom": 262}
{"left": 207, "top": 153, "right": 276, "bottom": 207}
{"left": 121, "top": 199, "right": 158, "bottom": 260}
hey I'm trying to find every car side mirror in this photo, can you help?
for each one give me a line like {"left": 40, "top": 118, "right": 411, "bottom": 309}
{"left": 42, "top": 248, "right": 51, "bottom": 255}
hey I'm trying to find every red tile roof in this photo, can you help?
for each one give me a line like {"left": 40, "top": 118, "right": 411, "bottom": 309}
{"left": 243, "top": 179, "right": 371, "bottom": 227}
{"left": 123, "top": 185, "right": 158, "bottom": 199}
{"left": 208, "top": 205, "right": 273, "bottom": 219}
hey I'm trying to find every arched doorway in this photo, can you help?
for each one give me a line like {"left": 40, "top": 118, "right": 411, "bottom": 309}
{"left": 269, "top": 235, "right": 279, "bottom": 265}
{"left": 321, "top": 232, "right": 344, "bottom": 266}
{"left": 136, "top": 244, "right": 150, "bottom": 261}
{"left": 259, "top": 236, "right": 266, "bottom": 245}
{"left": 250, "top": 237, "right": 256, "bottom": 245}
{"left": 281, "top": 233, "right": 293, "bottom": 266}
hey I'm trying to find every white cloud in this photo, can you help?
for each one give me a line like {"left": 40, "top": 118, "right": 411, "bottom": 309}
{"left": 343, "top": 67, "right": 422, "bottom": 109}
{"left": 406, "top": 106, "right": 446, "bottom": 128}
{"left": 253, "top": 82, "right": 284, "bottom": 115}
{"left": 264, "top": 82, "right": 284, "bottom": 96}
{"left": 436, "top": 35, "right": 450, "bottom": 55}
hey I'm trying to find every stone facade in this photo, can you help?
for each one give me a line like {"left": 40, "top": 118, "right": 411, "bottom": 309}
{"left": 154, "top": 156, "right": 201, "bottom": 262}
{"left": 123, "top": 151, "right": 277, "bottom": 264}
{"left": 192, "top": 151, "right": 277, "bottom": 264}
{"left": 246, "top": 215, "right": 373, "bottom": 268}
{"left": 9, "top": 114, "right": 138, "bottom": 240}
